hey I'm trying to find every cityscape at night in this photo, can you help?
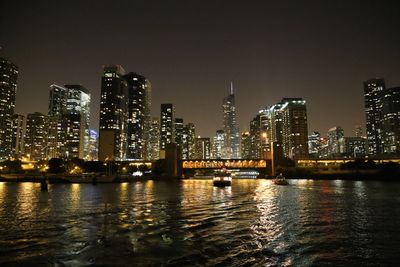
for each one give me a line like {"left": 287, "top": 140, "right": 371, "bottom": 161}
{"left": 1, "top": 1, "right": 400, "bottom": 266}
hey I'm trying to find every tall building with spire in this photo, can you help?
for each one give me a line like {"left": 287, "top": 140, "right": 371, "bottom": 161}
{"left": 0, "top": 57, "right": 18, "bottom": 160}
{"left": 222, "top": 82, "right": 240, "bottom": 158}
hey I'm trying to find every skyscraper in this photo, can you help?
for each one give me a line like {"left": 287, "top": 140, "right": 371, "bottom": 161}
{"left": 280, "top": 98, "right": 308, "bottom": 159}
{"left": 382, "top": 87, "right": 400, "bottom": 155}
{"left": 11, "top": 114, "right": 25, "bottom": 157}
{"left": 308, "top": 131, "right": 321, "bottom": 158}
{"left": 0, "top": 57, "right": 18, "bottom": 160}
{"left": 364, "top": 78, "right": 385, "bottom": 156}
{"left": 25, "top": 112, "right": 47, "bottom": 161}
{"left": 241, "top": 131, "right": 251, "bottom": 159}
{"left": 174, "top": 118, "right": 184, "bottom": 157}
{"left": 182, "top": 122, "right": 195, "bottom": 159}
{"left": 47, "top": 84, "right": 68, "bottom": 159}
{"left": 124, "top": 72, "right": 151, "bottom": 160}
{"left": 327, "top": 126, "right": 344, "bottom": 157}
{"left": 98, "top": 65, "right": 128, "bottom": 161}
{"left": 160, "top": 104, "right": 175, "bottom": 157}
{"left": 212, "top": 130, "right": 225, "bottom": 159}
{"left": 63, "top": 84, "right": 91, "bottom": 159}
{"left": 222, "top": 82, "right": 240, "bottom": 159}
{"left": 147, "top": 117, "right": 160, "bottom": 160}
{"left": 195, "top": 137, "right": 211, "bottom": 159}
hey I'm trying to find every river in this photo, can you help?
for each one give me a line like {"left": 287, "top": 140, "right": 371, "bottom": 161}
{"left": 0, "top": 179, "right": 399, "bottom": 266}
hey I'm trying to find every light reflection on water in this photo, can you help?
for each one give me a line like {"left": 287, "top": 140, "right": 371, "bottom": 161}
{"left": 0, "top": 179, "right": 399, "bottom": 266}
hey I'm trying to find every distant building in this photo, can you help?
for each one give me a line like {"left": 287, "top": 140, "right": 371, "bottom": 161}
{"left": 88, "top": 129, "right": 98, "bottom": 161}
{"left": 212, "top": 130, "right": 225, "bottom": 159}
{"left": 124, "top": 72, "right": 151, "bottom": 160}
{"left": 327, "top": 126, "right": 344, "bottom": 157}
{"left": 280, "top": 98, "right": 308, "bottom": 159}
{"left": 222, "top": 83, "right": 240, "bottom": 158}
{"left": 147, "top": 117, "right": 160, "bottom": 160}
{"left": 0, "top": 57, "right": 18, "bottom": 160}
{"left": 174, "top": 118, "right": 184, "bottom": 157}
{"left": 98, "top": 65, "right": 128, "bottom": 161}
{"left": 241, "top": 131, "right": 251, "bottom": 159}
{"left": 382, "top": 87, "right": 400, "bottom": 155}
{"left": 364, "top": 78, "right": 385, "bottom": 156}
{"left": 308, "top": 131, "right": 321, "bottom": 158}
{"left": 354, "top": 125, "right": 363, "bottom": 138}
{"left": 195, "top": 137, "right": 211, "bottom": 159}
{"left": 182, "top": 122, "right": 195, "bottom": 159}
{"left": 12, "top": 114, "right": 25, "bottom": 157}
{"left": 25, "top": 112, "right": 47, "bottom": 161}
{"left": 160, "top": 104, "right": 175, "bottom": 157}
{"left": 339, "top": 137, "right": 367, "bottom": 158}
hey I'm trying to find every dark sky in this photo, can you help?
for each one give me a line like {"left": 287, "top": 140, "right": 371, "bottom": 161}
{"left": 1, "top": 0, "right": 399, "bottom": 138}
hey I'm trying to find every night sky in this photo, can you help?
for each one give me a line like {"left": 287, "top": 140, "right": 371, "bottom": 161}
{"left": 1, "top": 0, "right": 399, "bottom": 138}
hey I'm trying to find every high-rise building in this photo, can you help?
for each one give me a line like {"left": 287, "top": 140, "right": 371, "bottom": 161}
{"left": 182, "top": 123, "right": 195, "bottom": 159}
{"left": 47, "top": 84, "right": 68, "bottom": 159}
{"left": 212, "top": 130, "right": 225, "bottom": 159}
{"left": 382, "top": 87, "right": 400, "bottom": 155}
{"left": 160, "top": 104, "right": 175, "bottom": 156}
{"left": 174, "top": 118, "right": 184, "bottom": 156}
{"left": 195, "top": 137, "right": 211, "bottom": 159}
{"left": 308, "top": 131, "right": 321, "bottom": 158}
{"left": 147, "top": 117, "right": 160, "bottom": 160}
{"left": 88, "top": 129, "right": 99, "bottom": 161}
{"left": 12, "top": 114, "right": 25, "bottom": 157}
{"left": 0, "top": 57, "right": 18, "bottom": 160}
{"left": 364, "top": 78, "right": 385, "bottom": 156}
{"left": 124, "top": 72, "right": 151, "bottom": 160}
{"left": 222, "top": 82, "right": 240, "bottom": 158}
{"left": 327, "top": 126, "right": 344, "bottom": 157}
{"left": 25, "top": 112, "right": 47, "bottom": 161}
{"left": 241, "top": 131, "right": 251, "bottom": 159}
{"left": 98, "top": 65, "right": 128, "bottom": 161}
{"left": 64, "top": 84, "right": 90, "bottom": 159}
{"left": 354, "top": 125, "right": 363, "bottom": 138}
{"left": 280, "top": 98, "right": 308, "bottom": 159}
{"left": 338, "top": 137, "right": 367, "bottom": 158}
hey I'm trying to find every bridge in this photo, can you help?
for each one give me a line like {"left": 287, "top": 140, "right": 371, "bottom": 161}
{"left": 182, "top": 159, "right": 268, "bottom": 169}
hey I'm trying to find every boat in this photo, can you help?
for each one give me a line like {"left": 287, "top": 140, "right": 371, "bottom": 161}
{"left": 273, "top": 173, "right": 289, "bottom": 185}
{"left": 213, "top": 167, "right": 232, "bottom": 186}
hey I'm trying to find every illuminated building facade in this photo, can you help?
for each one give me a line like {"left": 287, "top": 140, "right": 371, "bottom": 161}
{"left": 212, "top": 130, "right": 225, "bottom": 159}
{"left": 182, "top": 122, "right": 195, "bottom": 159}
{"left": 124, "top": 72, "right": 151, "bottom": 160}
{"left": 0, "top": 57, "right": 18, "bottom": 160}
{"left": 147, "top": 117, "right": 160, "bottom": 160}
{"left": 25, "top": 112, "right": 47, "bottom": 161}
{"left": 241, "top": 131, "right": 251, "bottom": 159}
{"left": 222, "top": 83, "right": 240, "bottom": 158}
{"left": 12, "top": 113, "right": 25, "bottom": 157}
{"left": 382, "top": 87, "right": 400, "bottom": 155}
{"left": 175, "top": 118, "right": 184, "bottom": 157}
{"left": 327, "top": 126, "right": 344, "bottom": 157}
{"left": 364, "top": 78, "right": 385, "bottom": 156}
{"left": 308, "top": 131, "right": 321, "bottom": 158}
{"left": 98, "top": 65, "right": 128, "bottom": 161}
{"left": 160, "top": 104, "right": 175, "bottom": 155}
{"left": 339, "top": 136, "right": 367, "bottom": 158}
{"left": 195, "top": 137, "right": 211, "bottom": 159}
{"left": 88, "top": 129, "right": 98, "bottom": 161}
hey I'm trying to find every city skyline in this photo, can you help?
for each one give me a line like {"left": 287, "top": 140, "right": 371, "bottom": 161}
{"left": 2, "top": 1, "right": 400, "bottom": 138}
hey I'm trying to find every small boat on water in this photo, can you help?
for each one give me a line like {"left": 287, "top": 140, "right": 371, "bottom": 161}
{"left": 273, "top": 173, "right": 289, "bottom": 185}
{"left": 213, "top": 167, "right": 232, "bottom": 187}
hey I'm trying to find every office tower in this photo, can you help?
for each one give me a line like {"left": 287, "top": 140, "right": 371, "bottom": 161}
{"left": 98, "top": 65, "right": 128, "bottom": 161}
{"left": 339, "top": 137, "right": 366, "bottom": 158}
{"left": 25, "top": 112, "right": 47, "bottom": 161}
{"left": 222, "top": 82, "right": 240, "bottom": 158}
{"left": 88, "top": 129, "right": 99, "bottom": 161}
{"left": 0, "top": 57, "right": 18, "bottom": 160}
{"left": 195, "top": 137, "right": 211, "bottom": 159}
{"left": 47, "top": 84, "right": 68, "bottom": 159}
{"left": 124, "top": 72, "right": 151, "bottom": 160}
{"left": 212, "top": 130, "right": 225, "bottom": 159}
{"left": 280, "top": 98, "right": 308, "bottom": 159}
{"left": 308, "top": 131, "right": 321, "bottom": 158}
{"left": 364, "top": 78, "right": 385, "bottom": 156}
{"left": 382, "top": 87, "right": 400, "bottom": 155}
{"left": 64, "top": 84, "right": 90, "bottom": 159}
{"left": 174, "top": 118, "right": 184, "bottom": 156}
{"left": 249, "top": 114, "right": 262, "bottom": 159}
{"left": 160, "top": 104, "right": 175, "bottom": 156}
{"left": 12, "top": 114, "right": 25, "bottom": 157}
{"left": 147, "top": 117, "right": 160, "bottom": 160}
{"left": 354, "top": 125, "right": 363, "bottom": 138}
{"left": 182, "top": 122, "right": 195, "bottom": 159}
{"left": 327, "top": 126, "right": 344, "bottom": 157}
{"left": 241, "top": 131, "right": 251, "bottom": 159}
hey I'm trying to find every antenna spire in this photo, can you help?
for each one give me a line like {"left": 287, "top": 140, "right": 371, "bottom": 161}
{"left": 230, "top": 81, "right": 234, "bottom": 95}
